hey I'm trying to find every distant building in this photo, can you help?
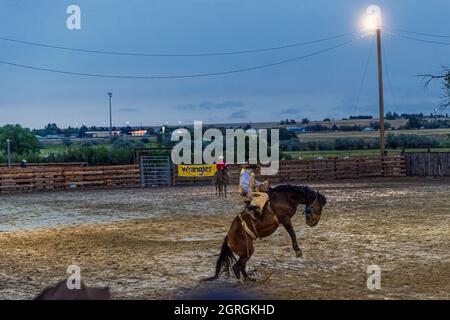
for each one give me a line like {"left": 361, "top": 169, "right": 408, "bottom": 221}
{"left": 130, "top": 130, "right": 147, "bottom": 137}
{"left": 286, "top": 127, "right": 308, "bottom": 133}
{"left": 85, "top": 131, "right": 121, "bottom": 138}
{"left": 43, "top": 134, "right": 65, "bottom": 139}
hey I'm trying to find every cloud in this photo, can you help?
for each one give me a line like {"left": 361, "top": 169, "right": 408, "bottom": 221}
{"left": 280, "top": 108, "right": 300, "bottom": 115}
{"left": 119, "top": 108, "right": 139, "bottom": 113}
{"left": 175, "top": 100, "right": 243, "bottom": 110}
{"left": 228, "top": 110, "right": 248, "bottom": 119}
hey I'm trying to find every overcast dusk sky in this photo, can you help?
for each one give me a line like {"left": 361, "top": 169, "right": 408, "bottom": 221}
{"left": 0, "top": 0, "right": 448, "bottom": 129}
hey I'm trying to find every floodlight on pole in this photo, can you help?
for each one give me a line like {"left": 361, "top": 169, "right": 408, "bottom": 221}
{"left": 364, "top": 5, "right": 382, "bottom": 31}
{"left": 363, "top": 5, "right": 386, "bottom": 158}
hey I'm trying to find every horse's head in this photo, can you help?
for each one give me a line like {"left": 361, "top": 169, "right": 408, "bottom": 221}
{"left": 269, "top": 185, "right": 327, "bottom": 227}
{"left": 304, "top": 191, "right": 326, "bottom": 227}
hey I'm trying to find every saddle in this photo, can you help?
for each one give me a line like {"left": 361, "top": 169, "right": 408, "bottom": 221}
{"left": 241, "top": 201, "right": 279, "bottom": 240}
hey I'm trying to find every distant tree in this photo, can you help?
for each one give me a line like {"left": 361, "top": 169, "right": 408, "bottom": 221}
{"left": 280, "top": 138, "right": 302, "bottom": 151}
{"left": 401, "top": 113, "right": 424, "bottom": 119}
{"left": 349, "top": 115, "right": 373, "bottom": 120}
{"left": 334, "top": 138, "right": 351, "bottom": 150}
{"left": 62, "top": 137, "right": 73, "bottom": 147}
{"left": 385, "top": 111, "right": 400, "bottom": 120}
{"left": 146, "top": 127, "right": 156, "bottom": 135}
{"left": 405, "top": 117, "right": 422, "bottom": 129}
{"left": 121, "top": 126, "right": 133, "bottom": 135}
{"left": 306, "top": 124, "right": 328, "bottom": 132}
{"left": 112, "top": 138, "right": 132, "bottom": 149}
{"left": 420, "top": 66, "right": 450, "bottom": 110}
{"left": 370, "top": 122, "right": 391, "bottom": 130}
{"left": 323, "top": 118, "right": 331, "bottom": 122}
{"left": 278, "top": 127, "right": 298, "bottom": 140}
{"left": 338, "top": 125, "right": 363, "bottom": 131}
{"left": 301, "top": 118, "right": 310, "bottom": 124}
{"left": 81, "top": 140, "right": 94, "bottom": 147}
{"left": 78, "top": 125, "right": 89, "bottom": 138}
{"left": 289, "top": 119, "right": 297, "bottom": 124}
{"left": 32, "top": 123, "right": 63, "bottom": 137}
{"left": 0, "top": 124, "right": 39, "bottom": 154}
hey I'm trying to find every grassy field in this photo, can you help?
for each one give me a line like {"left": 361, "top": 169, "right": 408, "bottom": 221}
{"left": 283, "top": 148, "right": 450, "bottom": 159}
{"left": 296, "top": 128, "right": 450, "bottom": 142}
{"left": 39, "top": 143, "right": 112, "bottom": 156}
{"left": 37, "top": 128, "right": 450, "bottom": 160}
{"left": 39, "top": 142, "right": 156, "bottom": 156}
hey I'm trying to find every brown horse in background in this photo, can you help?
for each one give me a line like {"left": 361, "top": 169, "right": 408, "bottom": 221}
{"left": 205, "top": 185, "right": 326, "bottom": 281}
{"left": 215, "top": 168, "right": 229, "bottom": 197}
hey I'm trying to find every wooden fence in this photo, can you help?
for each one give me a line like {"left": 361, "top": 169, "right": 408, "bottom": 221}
{"left": 0, "top": 156, "right": 407, "bottom": 194}
{"left": 173, "top": 156, "right": 406, "bottom": 185}
{"left": 0, "top": 162, "right": 84, "bottom": 169}
{"left": 0, "top": 164, "right": 140, "bottom": 194}
{"left": 404, "top": 152, "right": 450, "bottom": 176}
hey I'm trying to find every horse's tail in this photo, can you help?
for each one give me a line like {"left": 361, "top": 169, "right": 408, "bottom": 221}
{"left": 203, "top": 235, "right": 236, "bottom": 281}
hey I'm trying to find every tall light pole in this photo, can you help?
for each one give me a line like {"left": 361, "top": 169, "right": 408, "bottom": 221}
{"left": 108, "top": 92, "right": 113, "bottom": 139}
{"left": 365, "top": 5, "right": 385, "bottom": 157}
{"left": 6, "top": 138, "right": 11, "bottom": 167}
{"left": 376, "top": 27, "right": 386, "bottom": 157}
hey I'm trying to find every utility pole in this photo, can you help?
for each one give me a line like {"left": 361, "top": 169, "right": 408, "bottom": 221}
{"left": 6, "top": 139, "right": 11, "bottom": 167}
{"left": 108, "top": 92, "right": 113, "bottom": 139}
{"left": 376, "top": 28, "right": 386, "bottom": 157}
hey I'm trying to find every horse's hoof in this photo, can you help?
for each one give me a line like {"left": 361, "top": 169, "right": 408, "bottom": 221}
{"left": 295, "top": 249, "right": 303, "bottom": 258}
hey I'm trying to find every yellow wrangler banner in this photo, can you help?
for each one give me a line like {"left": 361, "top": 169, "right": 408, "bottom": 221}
{"left": 178, "top": 164, "right": 217, "bottom": 177}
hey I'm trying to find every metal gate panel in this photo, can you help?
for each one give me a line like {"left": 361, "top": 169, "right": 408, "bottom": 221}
{"left": 140, "top": 156, "right": 171, "bottom": 187}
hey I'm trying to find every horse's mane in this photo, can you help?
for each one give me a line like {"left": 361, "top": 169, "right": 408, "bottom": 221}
{"left": 270, "top": 184, "right": 316, "bottom": 198}
{"left": 269, "top": 184, "right": 326, "bottom": 205}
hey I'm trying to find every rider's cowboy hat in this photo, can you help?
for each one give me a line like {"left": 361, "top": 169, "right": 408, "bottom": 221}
{"left": 242, "top": 162, "right": 261, "bottom": 170}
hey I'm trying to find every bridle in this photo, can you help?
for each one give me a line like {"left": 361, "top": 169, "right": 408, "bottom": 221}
{"left": 303, "top": 193, "right": 322, "bottom": 219}
{"left": 303, "top": 205, "right": 314, "bottom": 219}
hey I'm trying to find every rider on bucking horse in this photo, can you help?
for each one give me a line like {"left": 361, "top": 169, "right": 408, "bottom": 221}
{"left": 216, "top": 155, "right": 230, "bottom": 177}
{"left": 239, "top": 163, "right": 269, "bottom": 215}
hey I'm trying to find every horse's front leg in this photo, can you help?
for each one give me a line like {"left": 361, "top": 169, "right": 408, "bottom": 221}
{"left": 280, "top": 218, "right": 302, "bottom": 258}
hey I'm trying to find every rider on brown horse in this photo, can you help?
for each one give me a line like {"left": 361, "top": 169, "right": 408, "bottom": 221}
{"left": 239, "top": 163, "right": 269, "bottom": 215}
{"left": 216, "top": 156, "right": 230, "bottom": 177}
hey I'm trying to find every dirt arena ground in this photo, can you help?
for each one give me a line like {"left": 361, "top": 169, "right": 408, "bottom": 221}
{"left": 0, "top": 178, "right": 449, "bottom": 300}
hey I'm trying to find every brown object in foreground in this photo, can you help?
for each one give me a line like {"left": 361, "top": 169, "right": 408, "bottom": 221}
{"left": 34, "top": 279, "right": 110, "bottom": 300}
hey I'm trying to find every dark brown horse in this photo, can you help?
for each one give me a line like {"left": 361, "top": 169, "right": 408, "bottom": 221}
{"left": 214, "top": 168, "right": 229, "bottom": 197}
{"left": 205, "top": 185, "right": 326, "bottom": 281}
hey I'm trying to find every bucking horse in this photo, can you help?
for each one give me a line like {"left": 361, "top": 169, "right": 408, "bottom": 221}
{"left": 205, "top": 185, "right": 326, "bottom": 281}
